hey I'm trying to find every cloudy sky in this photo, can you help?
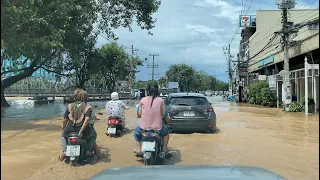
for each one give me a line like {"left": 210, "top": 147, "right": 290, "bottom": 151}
{"left": 96, "top": 0, "right": 317, "bottom": 82}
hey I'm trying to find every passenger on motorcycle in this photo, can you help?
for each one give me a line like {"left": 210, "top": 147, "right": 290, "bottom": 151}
{"left": 105, "top": 92, "right": 129, "bottom": 131}
{"left": 133, "top": 84, "right": 170, "bottom": 157}
{"left": 136, "top": 100, "right": 170, "bottom": 122}
{"left": 59, "top": 90, "right": 98, "bottom": 161}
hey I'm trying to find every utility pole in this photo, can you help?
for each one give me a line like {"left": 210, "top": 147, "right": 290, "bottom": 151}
{"left": 277, "top": 0, "right": 295, "bottom": 107}
{"left": 130, "top": 45, "right": 138, "bottom": 99}
{"left": 148, "top": 54, "right": 159, "bottom": 80}
{"left": 223, "top": 44, "right": 233, "bottom": 96}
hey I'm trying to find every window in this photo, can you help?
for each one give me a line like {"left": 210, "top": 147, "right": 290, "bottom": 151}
{"left": 169, "top": 97, "right": 208, "bottom": 106}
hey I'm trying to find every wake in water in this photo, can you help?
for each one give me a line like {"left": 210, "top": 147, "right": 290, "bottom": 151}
{"left": 11, "top": 100, "right": 35, "bottom": 107}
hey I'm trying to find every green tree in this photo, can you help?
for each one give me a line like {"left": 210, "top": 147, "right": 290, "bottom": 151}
{"left": 1, "top": 0, "right": 161, "bottom": 107}
{"left": 158, "top": 77, "right": 167, "bottom": 88}
{"left": 164, "top": 64, "right": 228, "bottom": 92}
{"left": 98, "top": 43, "right": 143, "bottom": 92}
{"left": 165, "top": 64, "right": 196, "bottom": 92}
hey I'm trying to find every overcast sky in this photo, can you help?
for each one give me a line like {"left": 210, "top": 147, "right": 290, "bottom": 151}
{"left": 96, "top": 0, "right": 318, "bottom": 82}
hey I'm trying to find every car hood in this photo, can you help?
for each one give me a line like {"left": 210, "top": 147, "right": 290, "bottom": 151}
{"left": 89, "top": 165, "right": 286, "bottom": 180}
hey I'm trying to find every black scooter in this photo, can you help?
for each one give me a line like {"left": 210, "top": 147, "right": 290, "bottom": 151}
{"left": 65, "top": 132, "right": 94, "bottom": 166}
{"left": 139, "top": 129, "right": 166, "bottom": 165}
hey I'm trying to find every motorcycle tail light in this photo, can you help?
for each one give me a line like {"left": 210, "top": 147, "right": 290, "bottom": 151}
{"left": 69, "top": 137, "right": 78, "bottom": 143}
{"left": 117, "top": 120, "right": 122, "bottom": 124}
{"left": 109, "top": 119, "right": 117, "bottom": 124}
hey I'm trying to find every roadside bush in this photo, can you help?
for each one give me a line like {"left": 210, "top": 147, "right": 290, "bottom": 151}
{"left": 285, "top": 101, "right": 303, "bottom": 112}
{"left": 301, "top": 96, "right": 315, "bottom": 113}
{"left": 249, "top": 97, "right": 255, "bottom": 104}
{"left": 248, "top": 81, "right": 276, "bottom": 106}
{"left": 261, "top": 87, "right": 272, "bottom": 106}
{"left": 301, "top": 96, "right": 315, "bottom": 105}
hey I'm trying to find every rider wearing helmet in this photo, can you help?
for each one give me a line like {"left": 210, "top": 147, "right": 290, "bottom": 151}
{"left": 105, "top": 92, "right": 129, "bottom": 131}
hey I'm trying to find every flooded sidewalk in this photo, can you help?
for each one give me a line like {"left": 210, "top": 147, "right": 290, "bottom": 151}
{"left": 1, "top": 100, "right": 319, "bottom": 180}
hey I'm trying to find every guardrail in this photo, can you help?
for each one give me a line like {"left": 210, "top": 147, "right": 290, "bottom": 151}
{"left": 4, "top": 88, "right": 130, "bottom": 97}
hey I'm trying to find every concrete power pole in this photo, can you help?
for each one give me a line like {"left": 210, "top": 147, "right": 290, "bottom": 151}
{"left": 277, "top": 0, "right": 295, "bottom": 107}
{"left": 223, "top": 44, "right": 233, "bottom": 95}
{"left": 148, "top": 54, "right": 159, "bottom": 80}
{"left": 130, "top": 45, "right": 138, "bottom": 99}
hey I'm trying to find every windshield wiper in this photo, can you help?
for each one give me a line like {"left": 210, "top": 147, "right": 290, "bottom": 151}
{"left": 176, "top": 103, "right": 190, "bottom": 106}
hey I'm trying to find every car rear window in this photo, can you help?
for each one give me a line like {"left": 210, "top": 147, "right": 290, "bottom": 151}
{"left": 169, "top": 97, "right": 208, "bottom": 106}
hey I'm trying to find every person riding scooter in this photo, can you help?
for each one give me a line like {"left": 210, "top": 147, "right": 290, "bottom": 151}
{"left": 105, "top": 92, "right": 129, "bottom": 134}
{"left": 133, "top": 84, "right": 170, "bottom": 157}
{"left": 59, "top": 89, "right": 100, "bottom": 161}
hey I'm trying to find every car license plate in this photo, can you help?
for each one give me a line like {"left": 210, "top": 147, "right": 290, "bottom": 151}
{"left": 108, "top": 127, "right": 116, "bottom": 134}
{"left": 184, "top": 111, "right": 195, "bottom": 117}
{"left": 142, "top": 141, "right": 156, "bottom": 152}
{"left": 66, "top": 145, "right": 80, "bottom": 157}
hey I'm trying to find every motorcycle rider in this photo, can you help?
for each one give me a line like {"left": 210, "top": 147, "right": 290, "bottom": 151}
{"left": 133, "top": 84, "right": 170, "bottom": 157}
{"left": 59, "top": 90, "right": 99, "bottom": 161}
{"left": 105, "top": 92, "right": 129, "bottom": 133}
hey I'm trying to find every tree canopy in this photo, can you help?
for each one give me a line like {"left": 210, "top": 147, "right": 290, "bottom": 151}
{"left": 165, "top": 64, "right": 228, "bottom": 92}
{"left": 1, "top": 0, "right": 161, "bottom": 106}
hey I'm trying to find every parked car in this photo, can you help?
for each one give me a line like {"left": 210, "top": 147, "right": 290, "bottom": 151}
{"left": 204, "top": 90, "right": 213, "bottom": 96}
{"left": 164, "top": 93, "right": 216, "bottom": 133}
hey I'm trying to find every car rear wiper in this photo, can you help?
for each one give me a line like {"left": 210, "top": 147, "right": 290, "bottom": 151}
{"left": 176, "top": 103, "right": 190, "bottom": 106}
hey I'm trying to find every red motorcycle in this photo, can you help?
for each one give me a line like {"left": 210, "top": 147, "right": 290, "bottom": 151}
{"left": 106, "top": 116, "right": 125, "bottom": 137}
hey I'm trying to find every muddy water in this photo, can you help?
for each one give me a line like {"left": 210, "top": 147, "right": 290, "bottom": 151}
{"left": 1, "top": 98, "right": 319, "bottom": 180}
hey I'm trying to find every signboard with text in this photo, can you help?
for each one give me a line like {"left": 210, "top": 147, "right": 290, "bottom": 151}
{"left": 258, "top": 55, "right": 274, "bottom": 68}
{"left": 267, "top": 75, "right": 277, "bottom": 90}
{"left": 239, "top": 15, "right": 256, "bottom": 27}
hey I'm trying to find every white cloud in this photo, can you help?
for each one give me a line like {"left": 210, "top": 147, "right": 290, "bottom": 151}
{"left": 194, "top": 0, "right": 242, "bottom": 23}
{"left": 95, "top": 0, "right": 278, "bottom": 82}
{"left": 185, "top": 24, "right": 225, "bottom": 35}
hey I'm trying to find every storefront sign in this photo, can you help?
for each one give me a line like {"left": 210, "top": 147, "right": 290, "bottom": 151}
{"left": 239, "top": 15, "right": 256, "bottom": 27}
{"left": 267, "top": 75, "right": 277, "bottom": 90}
{"left": 258, "top": 55, "right": 274, "bottom": 68}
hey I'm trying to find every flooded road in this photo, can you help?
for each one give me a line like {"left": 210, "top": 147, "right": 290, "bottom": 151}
{"left": 1, "top": 96, "right": 319, "bottom": 180}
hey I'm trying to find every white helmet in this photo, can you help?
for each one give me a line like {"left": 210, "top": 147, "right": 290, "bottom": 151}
{"left": 111, "top": 92, "right": 119, "bottom": 100}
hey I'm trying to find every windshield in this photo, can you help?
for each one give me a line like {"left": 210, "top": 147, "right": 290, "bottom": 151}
{"left": 169, "top": 97, "right": 208, "bottom": 106}
{"left": 1, "top": 0, "right": 318, "bottom": 180}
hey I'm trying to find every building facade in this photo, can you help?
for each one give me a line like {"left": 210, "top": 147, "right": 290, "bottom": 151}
{"left": 242, "top": 9, "right": 319, "bottom": 112}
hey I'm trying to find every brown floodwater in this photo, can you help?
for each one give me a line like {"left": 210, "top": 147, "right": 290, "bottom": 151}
{"left": 1, "top": 102, "right": 319, "bottom": 180}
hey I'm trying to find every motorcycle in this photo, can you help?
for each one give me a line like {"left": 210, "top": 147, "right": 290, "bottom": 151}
{"left": 65, "top": 132, "right": 94, "bottom": 166}
{"left": 106, "top": 116, "right": 124, "bottom": 137}
{"left": 140, "top": 129, "right": 166, "bottom": 165}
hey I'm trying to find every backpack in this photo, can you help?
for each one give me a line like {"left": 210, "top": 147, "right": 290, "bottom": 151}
{"left": 67, "top": 102, "right": 92, "bottom": 125}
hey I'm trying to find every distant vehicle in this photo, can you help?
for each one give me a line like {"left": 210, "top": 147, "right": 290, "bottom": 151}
{"left": 89, "top": 165, "right": 286, "bottom": 180}
{"left": 159, "top": 88, "right": 176, "bottom": 97}
{"left": 164, "top": 93, "right": 216, "bottom": 133}
{"left": 204, "top": 90, "right": 213, "bottom": 96}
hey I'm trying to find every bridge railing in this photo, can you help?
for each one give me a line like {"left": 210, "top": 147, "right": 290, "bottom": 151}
{"left": 4, "top": 88, "right": 130, "bottom": 94}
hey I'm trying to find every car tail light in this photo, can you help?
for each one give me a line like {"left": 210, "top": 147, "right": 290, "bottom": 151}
{"left": 167, "top": 123, "right": 171, "bottom": 127}
{"left": 117, "top": 120, "right": 122, "bottom": 124}
{"left": 203, "top": 108, "right": 214, "bottom": 112}
{"left": 69, "top": 137, "right": 78, "bottom": 143}
{"left": 208, "top": 124, "right": 212, "bottom": 128}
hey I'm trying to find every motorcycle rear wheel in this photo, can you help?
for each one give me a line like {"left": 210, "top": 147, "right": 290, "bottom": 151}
{"left": 70, "top": 160, "right": 77, "bottom": 167}
{"left": 144, "top": 158, "right": 153, "bottom": 165}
